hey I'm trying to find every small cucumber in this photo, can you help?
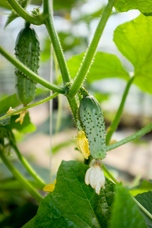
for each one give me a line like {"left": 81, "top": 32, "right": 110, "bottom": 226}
{"left": 14, "top": 23, "right": 40, "bottom": 105}
{"left": 79, "top": 95, "right": 106, "bottom": 159}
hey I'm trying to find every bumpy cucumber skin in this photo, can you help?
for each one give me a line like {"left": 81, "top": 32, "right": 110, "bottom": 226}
{"left": 15, "top": 24, "right": 40, "bottom": 105}
{"left": 79, "top": 95, "right": 106, "bottom": 159}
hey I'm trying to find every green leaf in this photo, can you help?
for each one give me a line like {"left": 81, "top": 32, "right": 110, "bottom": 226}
{"left": 23, "top": 161, "right": 115, "bottom": 228}
{"left": 135, "top": 191, "right": 152, "bottom": 228}
{"left": 0, "top": 1, "right": 11, "bottom": 10}
{"left": 0, "top": 94, "right": 20, "bottom": 114}
{"left": 136, "top": 191, "right": 152, "bottom": 214}
{"left": 114, "top": 14, "right": 152, "bottom": 94}
{"left": 67, "top": 52, "right": 129, "bottom": 82}
{"left": 115, "top": 0, "right": 152, "bottom": 14}
{"left": 109, "top": 185, "right": 147, "bottom": 228}
{"left": 10, "top": 112, "right": 36, "bottom": 134}
{"left": 130, "top": 180, "right": 152, "bottom": 196}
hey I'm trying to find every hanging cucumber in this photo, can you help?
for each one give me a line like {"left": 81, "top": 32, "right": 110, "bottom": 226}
{"left": 14, "top": 22, "right": 40, "bottom": 106}
{"left": 78, "top": 95, "right": 106, "bottom": 159}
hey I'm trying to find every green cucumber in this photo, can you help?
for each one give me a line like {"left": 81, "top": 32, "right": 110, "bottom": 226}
{"left": 14, "top": 23, "right": 40, "bottom": 105}
{"left": 79, "top": 95, "right": 106, "bottom": 159}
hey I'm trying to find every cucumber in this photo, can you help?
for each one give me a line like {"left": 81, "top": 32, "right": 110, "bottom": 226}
{"left": 79, "top": 95, "right": 106, "bottom": 159}
{"left": 14, "top": 23, "right": 40, "bottom": 105}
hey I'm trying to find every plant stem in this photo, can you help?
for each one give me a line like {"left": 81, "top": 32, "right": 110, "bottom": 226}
{"left": 6, "top": 0, "right": 44, "bottom": 25}
{"left": 0, "top": 93, "right": 59, "bottom": 122}
{"left": 0, "top": 149, "right": 43, "bottom": 203}
{"left": 0, "top": 46, "right": 64, "bottom": 94}
{"left": 102, "top": 163, "right": 119, "bottom": 185}
{"left": 43, "top": 0, "right": 70, "bottom": 84}
{"left": 11, "top": 142, "right": 46, "bottom": 188}
{"left": 106, "top": 122, "right": 152, "bottom": 152}
{"left": 133, "top": 197, "right": 152, "bottom": 220}
{"left": 106, "top": 76, "right": 134, "bottom": 145}
{"left": 43, "top": 0, "right": 79, "bottom": 121}
{"left": 69, "top": 0, "right": 117, "bottom": 97}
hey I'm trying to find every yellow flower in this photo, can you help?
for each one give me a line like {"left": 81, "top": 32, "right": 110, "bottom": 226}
{"left": 43, "top": 180, "right": 56, "bottom": 192}
{"left": 7, "top": 107, "right": 27, "bottom": 124}
{"left": 15, "top": 110, "right": 27, "bottom": 124}
{"left": 77, "top": 130, "right": 90, "bottom": 159}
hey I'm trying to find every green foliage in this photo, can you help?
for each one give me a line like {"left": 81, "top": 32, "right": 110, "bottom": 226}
{"left": 0, "top": 94, "right": 20, "bottom": 114}
{"left": 23, "top": 161, "right": 115, "bottom": 228}
{"left": 114, "top": 14, "right": 152, "bottom": 94}
{"left": 67, "top": 51, "right": 129, "bottom": 82}
{"left": 135, "top": 191, "right": 152, "bottom": 228}
{"left": 115, "top": 0, "right": 152, "bottom": 14}
{"left": 0, "top": 0, "right": 152, "bottom": 227}
{"left": 109, "top": 185, "right": 148, "bottom": 228}
{"left": 130, "top": 180, "right": 152, "bottom": 196}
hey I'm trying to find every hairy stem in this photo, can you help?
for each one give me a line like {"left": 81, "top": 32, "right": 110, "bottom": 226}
{"left": 106, "top": 76, "right": 134, "bottom": 144}
{"left": 43, "top": 0, "right": 79, "bottom": 121}
{"left": 6, "top": 0, "right": 44, "bottom": 25}
{"left": 0, "top": 46, "right": 64, "bottom": 93}
{"left": 106, "top": 121, "right": 152, "bottom": 152}
{"left": 43, "top": 0, "right": 70, "bottom": 84}
{"left": 69, "top": 0, "right": 117, "bottom": 97}
{"left": 0, "top": 149, "right": 43, "bottom": 203}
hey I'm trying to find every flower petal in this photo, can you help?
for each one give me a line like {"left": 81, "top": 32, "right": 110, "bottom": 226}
{"left": 85, "top": 167, "right": 93, "bottom": 185}
{"left": 84, "top": 160, "right": 105, "bottom": 195}
{"left": 77, "top": 130, "right": 90, "bottom": 159}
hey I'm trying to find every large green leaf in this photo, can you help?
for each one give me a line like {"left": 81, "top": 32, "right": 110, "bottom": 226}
{"left": 109, "top": 185, "right": 147, "bottom": 228}
{"left": 114, "top": 14, "right": 152, "bottom": 94}
{"left": 67, "top": 52, "right": 129, "bottom": 82}
{"left": 115, "top": 0, "right": 152, "bottom": 14}
{"left": 135, "top": 191, "right": 152, "bottom": 228}
{"left": 23, "top": 160, "right": 115, "bottom": 228}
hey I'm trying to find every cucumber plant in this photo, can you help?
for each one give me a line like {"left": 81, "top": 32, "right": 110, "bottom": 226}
{"left": 0, "top": 0, "right": 152, "bottom": 227}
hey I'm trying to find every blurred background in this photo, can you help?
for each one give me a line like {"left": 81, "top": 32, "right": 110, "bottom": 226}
{"left": 0, "top": 0, "right": 152, "bottom": 227}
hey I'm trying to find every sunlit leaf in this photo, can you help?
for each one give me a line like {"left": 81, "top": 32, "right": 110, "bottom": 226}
{"left": 67, "top": 52, "right": 129, "bottom": 82}
{"left": 115, "top": 0, "right": 152, "bottom": 15}
{"left": 130, "top": 180, "right": 152, "bottom": 196}
{"left": 114, "top": 14, "right": 152, "bottom": 94}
